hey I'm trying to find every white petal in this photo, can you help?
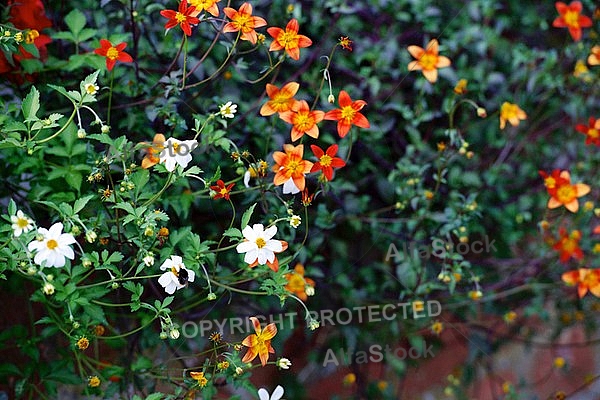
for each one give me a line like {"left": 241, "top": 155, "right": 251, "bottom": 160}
{"left": 48, "top": 222, "right": 64, "bottom": 237}
{"left": 282, "top": 178, "right": 300, "bottom": 194}
{"left": 51, "top": 252, "right": 66, "bottom": 268}
{"left": 244, "top": 249, "right": 258, "bottom": 264}
{"left": 272, "top": 385, "right": 284, "bottom": 400}
{"left": 34, "top": 251, "right": 46, "bottom": 266}
{"left": 263, "top": 225, "right": 277, "bottom": 240}
{"left": 159, "top": 258, "right": 173, "bottom": 271}
{"left": 171, "top": 255, "right": 183, "bottom": 265}
{"left": 242, "top": 225, "right": 258, "bottom": 241}
{"left": 158, "top": 272, "right": 174, "bottom": 288}
{"left": 236, "top": 241, "right": 256, "bottom": 254}
{"left": 257, "top": 249, "right": 275, "bottom": 265}
{"left": 165, "top": 282, "right": 177, "bottom": 294}
{"left": 186, "top": 269, "right": 195, "bottom": 282}
{"left": 28, "top": 240, "right": 42, "bottom": 252}
{"left": 58, "top": 233, "right": 77, "bottom": 245}
{"left": 60, "top": 245, "right": 75, "bottom": 260}
{"left": 265, "top": 239, "right": 283, "bottom": 253}
{"left": 244, "top": 171, "right": 251, "bottom": 187}
{"left": 258, "top": 388, "right": 270, "bottom": 400}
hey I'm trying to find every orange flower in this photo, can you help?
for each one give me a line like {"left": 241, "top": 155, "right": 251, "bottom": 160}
{"left": 553, "top": 228, "right": 583, "bottom": 262}
{"left": 279, "top": 100, "right": 324, "bottom": 141}
{"left": 160, "top": 1, "right": 200, "bottom": 37}
{"left": 407, "top": 39, "right": 451, "bottom": 83}
{"left": 188, "top": 0, "right": 220, "bottom": 17}
{"left": 310, "top": 144, "right": 346, "bottom": 181}
{"left": 141, "top": 134, "right": 166, "bottom": 169}
{"left": 576, "top": 117, "right": 600, "bottom": 146}
{"left": 539, "top": 169, "right": 590, "bottom": 212}
{"left": 284, "top": 264, "right": 315, "bottom": 301}
{"left": 94, "top": 39, "right": 133, "bottom": 71}
{"left": 260, "top": 82, "right": 299, "bottom": 116}
{"left": 272, "top": 144, "right": 313, "bottom": 191}
{"left": 189, "top": 371, "right": 208, "bottom": 387}
{"left": 301, "top": 188, "right": 314, "bottom": 206}
{"left": 241, "top": 316, "right": 277, "bottom": 366}
{"left": 223, "top": 2, "right": 266, "bottom": 45}
{"left": 589, "top": 46, "right": 600, "bottom": 66}
{"left": 453, "top": 79, "right": 468, "bottom": 95}
{"left": 267, "top": 18, "right": 312, "bottom": 60}
{"left": 338, "top": 36, "right": 352, "bottom": 51}
{"left": 210, "top": 179, "right": 235, "bottom": 200}
{"left": 562, "top": 268, "right": 600, "bottom": 298}
{"left": 552, "top": 1, "right": 592, "bottom": 42}
{"left": 324, "top": 90, "right": 370, "bottom": 138}
{"left": 499, "top": 102, "right": 527, "bottom": 129}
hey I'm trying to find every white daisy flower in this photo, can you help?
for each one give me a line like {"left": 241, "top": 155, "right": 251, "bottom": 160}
{"left": 236, "top": 224, "right": 283, "bottom": 266}
{"left": 158, "top": 255, "right": 195, "bottom": 294}
{"left": 27, "top": 222, "right": 76, "bottom": 268}
{"left": 11, "top": 210, "right": 34, "bottom": 237}
{"left": 219, "top": 101, "right": 237, "bottom": 119}
{"left": 289, "top": 215, "right": 301, "bottom": 229}
{"left": 258, "top": 385, "right": 285, "bottom": 400}
{"left": 159, "top": 138, "right": 197, "bottom": 172}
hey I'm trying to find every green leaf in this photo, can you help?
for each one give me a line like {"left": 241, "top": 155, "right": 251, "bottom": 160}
{"left": 240, "top": 203, "right": 256, "bottom": 229}
{"left": 8, "top": 199, "right": 17, "bottom": 216}
{"left": 73, "top": 195, "right": 94, "bottom": 214}
{"left": 64, "top": 171, "right": 82, "bottom": 191}
{"left": 22, "top": 86, "right": 40, "bottom": 122}
{"left": 64, "top": 9, "right": 87, "bottom": 38}
{"left": 223, "top": 228, "right": 242, "bottom": 239}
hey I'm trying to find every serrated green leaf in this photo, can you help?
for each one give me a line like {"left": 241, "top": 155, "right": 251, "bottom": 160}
{"left": 223, "top": 228, "right": 242, "bottom": 239}
{"left": 73, "top": 195, "right": 94, "bottom": 214}
{"left": 241, "top": 203, "right": 256, "bottom": 229}
{"left": 64, "top": 9, "right": 87, "bottom": 37}
{"left": 22, "top": 86, "right": 40, "bottom": 121}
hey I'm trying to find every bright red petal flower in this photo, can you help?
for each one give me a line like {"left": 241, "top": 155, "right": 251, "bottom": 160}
{"left": 324, "top": 90, "right": 370, "bottom": 138}
{"left": 160, "top": 1, "right": 200, "bottom": 36}
{"left": 575, "top": 117, "right": 600, "bottom": 146}
{"left": 552, "top": 1, "right": 593, "bottom": 41}
{"left": 94, "top": 39, "right": 133, "bottom": 71}
{"left": 310, "top": 144, "right": 346, "bottom": 181}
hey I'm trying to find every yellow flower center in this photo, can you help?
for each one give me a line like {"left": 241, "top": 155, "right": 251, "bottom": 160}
{"left": 589, "top": 128, "right": 599, "bottom": 139}
{"left": 583, "top": 270, "right": 598, "bottom": 288}
{"left": 255, "top": 237, "right": 267, "bottom": 248}
{"left": 340, "top": 105, "right": 356, "bottom": 122}
{"left": 271, "top": 93, "right": 293, "bottom": 112}
{"left": 25, "top": 29, "right": 39, "bottom": 44}
{"left": 319, "top": 154, "right": 333, "bottom": 167}
{"left": 220, "top": 187, "right": 229, "bottom": 195}
{"left": 561, "top": 238, "right": 578, "bottom": 253}
{"left": 279, "top": 31, "right": 299, "bottom": 49}
{"left": 419, "top": 53, "right": 437, "bottom": 70}
{"left": 544, "top": 176, "right": 556, "bottom": 189}
{"left": 172, "top": 142, "right": 180, "bottom": 153}
{"left": 564, "top": 10, "right": 580, "bottom": 28}
{"left": 17, "top": 217, "right": 30, "bottom": 229}
{"left": 287, "top": 274, "right": 305, "bottom": 292}
{"left": 106, "top": 47, "right": 120, "bottom": 60}
{"left": 556, "top": 184, "right": 576, "bottom": 204}
{"left": 234, "top": 14, "right": 252, "bottom": 31}
{"left": 294, "top": 112, "right": 313, "bottom": 131}
{"left": 47, "top": 239, "right": 58, "bottom": 250}
{"left": 175, "top": 12, "right": 187, "bottom": 23}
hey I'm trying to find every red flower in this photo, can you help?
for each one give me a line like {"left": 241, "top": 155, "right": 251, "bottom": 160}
{"left": 553, "top": 228, "right": 583, "bottom": 263}
{"left": 310, "top": 144, "right": 346, "bottom": 181}
{"left": 576, "top": 117, "right": 600, "bottom": 146}
{"left": 267, "top": 19, "right": 312, "bottom": 60}
{"left": 324, "top": 90, "right": 370, "bottom": 138}
{"left": 210, "top": 180, "right": 235, "bottom": 200}
{"left": 94, "top": 39, "right": 134, "bottom": 71}
{"left": 160, "top": 1, "right": 200, "bottom": 37}
{"left": 552, "top": 1, "right": 592, "bottom": 42}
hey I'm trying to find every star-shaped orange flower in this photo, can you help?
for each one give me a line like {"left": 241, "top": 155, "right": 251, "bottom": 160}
{"left": 499, "top": 102, "right": 527, "bottom": 129}
{"left": 94, "top": 39, "right": 133, "bottom": 71}
{"left": 562, "top": 268, "right": 600, "bottom": 298}
{"left": 141, "top": 133, "right": 166, "bottom": 169}
{"left": 223, "top": 2, "right": 266, "bottom": 44}
{"left": 272, "top": 144, "right": 313, "bottom": 191}
{"left": 407, "top": 39, "right": 451, "bottom": 83}
{"left": 279, "top": 100, "right": 324, "bottom": 141}
{"left": 539, "top": 169, "right": 590, "bottom": 212}
{"left": 241, "top": 316, "right": 277, "bottom": 366}
{"left": 267, "top": 19, "right": 312, "bottom": 60}
{"left": 260, "top": 82, "right": 299, "bottom": 116}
